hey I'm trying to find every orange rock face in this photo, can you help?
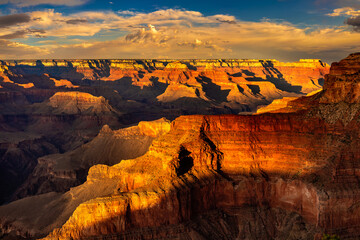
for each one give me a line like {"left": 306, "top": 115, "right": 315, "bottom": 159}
{"left": 37, "top": 54, "right": 360, "bottom": 240}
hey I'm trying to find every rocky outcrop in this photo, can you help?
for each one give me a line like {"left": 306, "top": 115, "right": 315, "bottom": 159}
{"left": 48, "top": 91, "right": 116, "bottom": 115}
{"left": 156, "top": 83, "right": 208, "bottom": 102}
{"left": 320, "top": 53, "right": 360, "bottom": 103}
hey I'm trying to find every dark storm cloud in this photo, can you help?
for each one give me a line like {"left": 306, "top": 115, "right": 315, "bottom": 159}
{"left": 65, "top": 19, "right": 88, "bottom": 24}
{"left": 0, "top": 29, "right": 45, "bottom": 39}
{"left": 345, "top": 16, "right": 360, "bottom": 31}
{"left": 0, "top": 13, "right": 31, "bottom": 28}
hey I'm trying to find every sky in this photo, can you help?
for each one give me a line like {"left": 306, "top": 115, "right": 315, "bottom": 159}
{"left": 0, "top": 0, "right": 360, "bottom": 63}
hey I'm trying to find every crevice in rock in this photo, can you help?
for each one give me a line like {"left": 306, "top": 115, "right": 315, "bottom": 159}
{"left": 176, "top": 146, "right": 194, "bottom": 176}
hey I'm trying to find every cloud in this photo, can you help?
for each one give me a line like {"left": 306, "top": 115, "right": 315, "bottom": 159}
{"left": 210, "top": 14, "right": 237, "bottom": 24}
{"left": 0, "top": 30, "right": 28, "bottom": 39}
{"left": 177, "top": 39, "right": 227, "bottom": 52}
{"left": 326, "top": 6, "right": 360, "bottom": 32}
{"left": 0, "top": 29, "right": 45, "bottom": 39}
{"left": 41, "top": 18, "right": 360, "bottom": 63}
{"left": 0, "top": 13, "right": 30, "bottom": 28}
{"left": 1, "top": 9, "right": 240, "bottom": 39}
{"left": 117, "top": 10, "right": 137, "bottom": 16}
{"left": 25, "top": 10, "right": 101, "bottom": 36}
{"left": 327, "top": 7, "right": 360, "bottom": 16}
{"left": 0, "top": 39, "right": 48, "bottom": 58}
{"left": 125, "top": 24, "right": 172, "bottom": 45}
{"left": 65, "top": 19, "right": 88, "bottom": 25}
{"left": 1, "top": 8, "right": 360, "bottom": 62}
{"left": 0, "top": 0, "right": 88, "bottom": 7}
{"left": 345, "top": 15, "right": 360, "bottom": 31}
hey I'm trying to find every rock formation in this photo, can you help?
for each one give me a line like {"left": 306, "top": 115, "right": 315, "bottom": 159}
{"left": 10, "top": 118, "right": 171, "bottom": 201}
{"left": 0, "top": 59, "right": 329, "bottom": 114}
{"left": 0, "top": 90, "right": 123, "bottom": 204}
{"left": 256, "top": 89, "right": 322, "bottom": 114}
{"left": 0, "top": 58, "right": 328, "bottom": 205}
{"left": 0, "top": 54, "right": 358, "bottom": 239}
{"left": 47, "top": 91, "right": 116, "bottom": 115}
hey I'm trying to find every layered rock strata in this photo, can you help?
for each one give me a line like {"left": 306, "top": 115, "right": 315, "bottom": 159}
{"left": 47, "top": 91, "right": 116, "bottom": 115}
{"left": 0, "top": 58, "right": 329, "bottom": 204}
{"left": 46, "top": 54, "right": 360, "bottom": 239}
{"left": 0, "top": 54, "right": 357, "bottom": 239}
{"left": 0, "top": 59, "right": 329, "bottom": 113}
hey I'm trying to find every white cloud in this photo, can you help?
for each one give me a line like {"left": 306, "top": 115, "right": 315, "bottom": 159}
{"left": 117, "top": 10, "right": 137, "bottom": 16}
{"left": 1, "top": 8, "right": 360, "bottom": 62}
{"left": 125, "top": 25, "right": 167, "bottom": 44}
{"left": 39, "top": 18, "right": 360, "bottom": 62}
{"left": 327, "top": 7, "right": 360, "bottom": 16}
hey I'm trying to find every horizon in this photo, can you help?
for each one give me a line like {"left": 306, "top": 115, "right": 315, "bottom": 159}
{"left": 0, "top": 58, "right": 331, "bottom": 64}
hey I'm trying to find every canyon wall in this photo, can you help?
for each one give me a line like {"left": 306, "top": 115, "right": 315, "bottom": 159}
{"left": 0, "top": 54, "right": 358, "bottom": 239}
{"left": 44, "top": 54, "right": 359, "bottom": 239}
{"left": 0, "top": 58, "right": 329, "bottom": 205}
{"left": 42, "top": 109, "right": 359, "bottom": 239}
{"left": 0, "top": 58, "right": 329, "bottom": 113}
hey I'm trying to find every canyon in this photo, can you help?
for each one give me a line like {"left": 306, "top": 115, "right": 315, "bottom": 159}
{"left": 0, "top": 58, "right": 328, "bottom": 114}
{"left": 0, "top": 56, "right": 350, "bottom": 239}
{"left": 0, "top": 58, "right": 329, "bottom": 205}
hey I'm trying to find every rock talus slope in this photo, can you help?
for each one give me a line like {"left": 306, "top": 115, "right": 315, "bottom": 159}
{"left": 27, "top": 53, "right": 360, "bottom": 239}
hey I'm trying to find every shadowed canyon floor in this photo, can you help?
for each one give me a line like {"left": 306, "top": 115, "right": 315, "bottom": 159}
{"left": 3, "top": 56, "right": 355, "bottom": 239}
